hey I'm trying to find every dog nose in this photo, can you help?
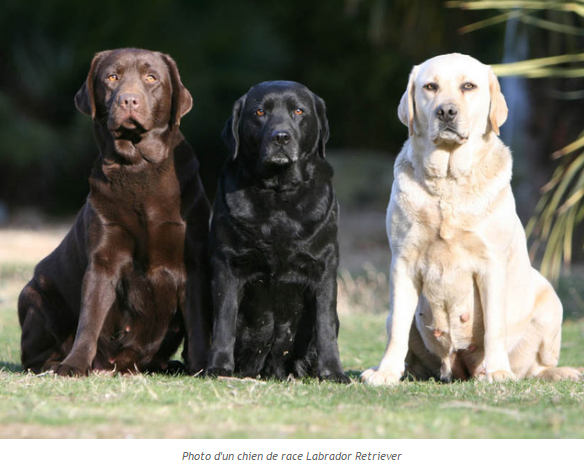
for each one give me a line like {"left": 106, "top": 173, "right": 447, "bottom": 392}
{"left": 271, "top": 131, "right": 291, "bottom": 146}
{"left": 436, "top": 103, "right": 458, "bottom": 122}
{"left": 118, "top": 92, "right": 141, "bottom": 110}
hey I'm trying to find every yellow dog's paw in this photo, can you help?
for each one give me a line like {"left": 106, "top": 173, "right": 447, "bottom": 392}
{"left": 536, "top": 366, "right": 582, "bottom": 382}
{"left": 486, "top": 370, "right": 516, "bottom": 383}
{"left": 360, "top": 367, "right": 401, "bottom": 386}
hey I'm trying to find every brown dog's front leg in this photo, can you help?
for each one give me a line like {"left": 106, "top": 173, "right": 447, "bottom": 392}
{"left": 181, "top": 243, "right": 212, "bottom": 375}
{"left": 52, "top": 265, "right": 118, "bottom": 376}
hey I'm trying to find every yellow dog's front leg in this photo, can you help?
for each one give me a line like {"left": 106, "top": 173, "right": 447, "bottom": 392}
{"left": 477, "top": 261, "right": 516, "bottom": 382}
{"left": 361, "top": 260, "right": 420, "bottom": 386}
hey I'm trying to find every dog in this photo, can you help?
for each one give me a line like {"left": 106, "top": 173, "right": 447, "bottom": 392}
{"left": 361, "top": 53, "right": 582, "bottom": 385}
{"left": 206, "top": 81, "right": 349, "bottom": 382}
{"left": 18, "top": 48, "right": 212, "bottom": 376}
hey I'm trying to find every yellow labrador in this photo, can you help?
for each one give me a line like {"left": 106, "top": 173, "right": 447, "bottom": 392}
{"left": 361, "top": 53, "right": 581, "bottom": 385}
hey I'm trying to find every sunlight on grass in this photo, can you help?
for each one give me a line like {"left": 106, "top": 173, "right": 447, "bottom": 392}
{"left": 1, "top": 261, "right": 583, "bottom": 438}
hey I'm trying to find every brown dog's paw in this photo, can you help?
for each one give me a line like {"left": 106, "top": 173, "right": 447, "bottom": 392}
{"left": 51, "top": 363, "right": 91, "bottom": 377}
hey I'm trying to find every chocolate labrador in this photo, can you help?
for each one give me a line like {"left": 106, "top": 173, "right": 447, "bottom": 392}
{"left": 18, "top": 48, "right": 211, "bottom": 376}
{"left": 206, "top": 81, "right": 349, "bottom": 382}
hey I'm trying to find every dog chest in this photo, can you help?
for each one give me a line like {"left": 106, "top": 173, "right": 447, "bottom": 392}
{"left": 392, "top": 199, "right": 490, "bottom": 271}
{"left": 92, "top": 263, "right": 183, "bottom": 368}
{"left": 222, "top": 188, "right": 336, "bottom": 280}
{"left": 97, "top": 286, "right": 183, "bottom": 372}
{"left": 234, "top": 280, "right": 312, "bottom": 374}
{"left": 391, "top": 173, "right": 488, "bottom": 356}
{"left": 408, "top": 212, "right": 485, "bottom": 354}
{"left": 417, "top": 269, "right": 480, "bottom": 339}
{"left": 238, "top": 281, "right": 306, "bottom": 330}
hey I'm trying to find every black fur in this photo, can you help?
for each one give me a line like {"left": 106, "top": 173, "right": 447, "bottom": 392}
{"left": 206, "top": 81, "right": 349, "bottom": 382}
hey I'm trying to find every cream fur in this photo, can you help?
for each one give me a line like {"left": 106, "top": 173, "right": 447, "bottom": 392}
{"left": 361, "top": 53, "right": 581, "bottom": 385}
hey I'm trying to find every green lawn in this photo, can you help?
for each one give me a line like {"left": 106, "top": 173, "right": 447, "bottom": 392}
{"left": 1, "top": 263, "right": 583, "bottom": 439}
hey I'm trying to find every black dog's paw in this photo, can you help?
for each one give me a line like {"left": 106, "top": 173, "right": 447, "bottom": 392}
{"left": 319, "top": 371, "right": 351, "bottom": 384}
{"left": 51, "top": 363, "right": 91, "bottom": 377}
{"left": 183, "top": 360, "right": 206, "bottom": 377}
{"left": 159, "top": 360, "right": 187, "bottom": 375}
{"left": 205, "top": 367, "right": 234, "bottom": 378}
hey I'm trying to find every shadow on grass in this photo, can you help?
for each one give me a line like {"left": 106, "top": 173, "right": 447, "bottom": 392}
{"left": 0, "top": 361, "right": 22, "bottom": 373}
{"left": 345, "top": 370, "right": 363, "bottom": 380}
{"left": 557, "top": 274, "right": 584, "bottom": 321}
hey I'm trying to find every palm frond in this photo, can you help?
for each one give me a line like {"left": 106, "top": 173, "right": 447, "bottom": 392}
{"left": 446, "top": 1, "right": 584, "bottom": 17}
{"left": 456, "top": 10, "right": 523, "bottom": 34}
{"left": 490, "top": 53, "right": 584, "bottom": 76}
{"left": 553, "top": 133, "right": 584, "bottom": 159}
{"left": 519, "top": 14, "right": 584, "bottom": 35}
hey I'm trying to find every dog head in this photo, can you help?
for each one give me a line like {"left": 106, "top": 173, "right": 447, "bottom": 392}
{"left": 398, "top": 53, "right": 508, "bottom": 147}
{"left": 222, "top": 81, "right": 329, "bottom": 177}
{"left": 75, "top": 48, "right": 192, "bottom": 151}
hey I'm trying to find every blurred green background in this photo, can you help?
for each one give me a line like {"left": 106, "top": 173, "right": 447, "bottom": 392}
{"left": 1, "top": 0, "right": 583, "bottom": 235}
{"left": 0, "top": 0, "right": 509, "bottom": 214}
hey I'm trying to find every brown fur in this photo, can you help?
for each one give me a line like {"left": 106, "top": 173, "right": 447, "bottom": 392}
{"left": 18, "top": 48, "right": 211, "bottom": 376}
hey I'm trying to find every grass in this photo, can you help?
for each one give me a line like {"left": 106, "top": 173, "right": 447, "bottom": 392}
{"left": 1, "top": 263, "right": 584, "bottom": 438}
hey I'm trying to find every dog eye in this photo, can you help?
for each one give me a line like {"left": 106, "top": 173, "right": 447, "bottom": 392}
{"left": 294, "top": 109, "right": 304, "bottom": 115}
{"left": 423, "top": 83, "right": 438, "bottom": 91}
{"left": 107, "top": 74, "right": 119, "bottom": 82}
{"left": 145, "top": 74, "right": 157, "bottom": 83}
{"left": 255, "top": 109, "right": 265, "bottom": 116}
{"left": 461, "top": 82, "right": 476, "bottom": 91}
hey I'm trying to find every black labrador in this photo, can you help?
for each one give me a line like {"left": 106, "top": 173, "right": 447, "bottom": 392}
{"left": 206, "top": 81, "right": 349, "bottom": 382}
{"left": 18, "top": 48, "right": 211, "bottom": 376}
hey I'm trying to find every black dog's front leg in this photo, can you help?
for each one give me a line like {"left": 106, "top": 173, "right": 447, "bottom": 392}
{"left": 314, "top": 270, "right": 351, "bottom": 384}
{"left": 206, "top": 257, "right": 241, "bottom": 377}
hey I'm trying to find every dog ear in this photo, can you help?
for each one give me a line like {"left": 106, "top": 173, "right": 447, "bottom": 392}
{"left": 398, "top": 65, "right": 418, "bottom": 137}
{"left": 488, "top": 67, "right": 508, "bottom": 135}
{"left": 222, "top": 95, "right": 246, "bottom": 159}
{"left": 159, "top": 53, "right": 193, "bottom": 127}
{"left": 75, "top": 51, "right": 111, "bottom": 119}
{"left": 312, "top": 93, "right": 330, "bottom": 159}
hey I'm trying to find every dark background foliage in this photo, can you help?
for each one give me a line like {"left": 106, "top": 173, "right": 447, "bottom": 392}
{"left": 0, "top": 0, "right": 506, "bottom": 213}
